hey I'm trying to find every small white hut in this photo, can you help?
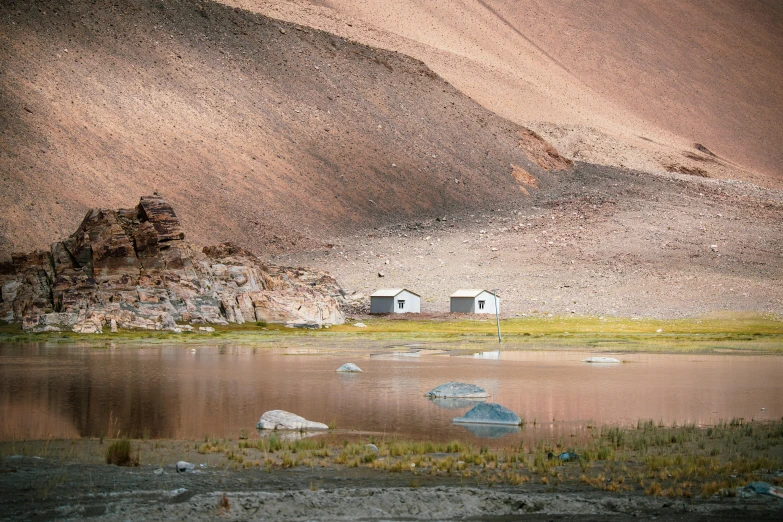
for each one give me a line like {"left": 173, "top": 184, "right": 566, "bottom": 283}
{"left": 370, "top": 289, "right": 421, "bottom": 314}
{"left": 450, "top": 289, "right": 500, "bottom": 314}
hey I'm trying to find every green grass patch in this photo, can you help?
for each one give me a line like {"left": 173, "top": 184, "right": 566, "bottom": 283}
{"left": 1, "top": 312, "right": 781, "bottom": 353}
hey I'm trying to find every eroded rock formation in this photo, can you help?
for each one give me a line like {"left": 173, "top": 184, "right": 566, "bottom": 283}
{"left": 0, "top": 197, "right": 345, "bottom": 333}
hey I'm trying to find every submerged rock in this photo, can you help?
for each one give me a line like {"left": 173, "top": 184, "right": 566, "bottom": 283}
{"left": 582, "top": 357, "right": 621, "bottom": 364}
{"left": 336, "top": 363, "right": 362, "bottom": 372}
{"left": 256, "top": 410, "right": 329, "bottom": 431}
{"left": 425, "top": 382, "right": 489, "bottom": 398}
{"left": 452, "top": 403, "right": 522, "bottom": 426}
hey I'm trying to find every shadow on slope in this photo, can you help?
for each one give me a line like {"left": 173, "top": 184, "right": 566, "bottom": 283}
{"left": 0, "top": 0, "right": 563, "bottom": 257}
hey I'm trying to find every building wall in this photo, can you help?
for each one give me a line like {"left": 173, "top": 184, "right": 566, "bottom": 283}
{"left": 450, "top": 292, "right": 500, "bottom": 314}
{"left": 450, "top": 297, "right": 475, "bottom": 313}
{"left": 394, "top": 290, "right": 420, "bottom": 313}
{"left": 370, "top": 296, "right": 394, "bottom": 314}
{"left": 474, "top": 291, "right": 500, "bottom": 314}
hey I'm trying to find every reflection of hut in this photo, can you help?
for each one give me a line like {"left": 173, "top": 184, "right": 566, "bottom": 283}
{"left": 450, "top": 289, "right": 500, "bottom": 314}
{"left": 370, "top": 289, "right": 421, "bottom": 314}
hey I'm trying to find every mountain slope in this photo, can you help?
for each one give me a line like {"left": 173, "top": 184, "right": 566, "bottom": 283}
{"left": 230, "top": 0, "right": 783, "bottom": 186}
{"left": 0, "top": 0, "right": 556, "bottom": 256}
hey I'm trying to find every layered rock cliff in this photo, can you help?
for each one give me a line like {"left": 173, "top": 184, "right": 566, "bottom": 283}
{"left": 0, "top": 196, "right": 344, "bottom": 333}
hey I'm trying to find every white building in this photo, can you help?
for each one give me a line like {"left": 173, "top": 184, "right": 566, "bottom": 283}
{"left": 370, "top": 289, "right": 421, "bottom": 314}
{"left": 450, "top": 289, "right": 500, "bottom": 314}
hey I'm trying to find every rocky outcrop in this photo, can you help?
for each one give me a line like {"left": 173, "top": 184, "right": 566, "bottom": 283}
{"left": 0, "top": 197, "right": 345, "bottom": 332}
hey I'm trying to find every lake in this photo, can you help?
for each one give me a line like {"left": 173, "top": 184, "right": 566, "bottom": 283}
{"left": 1, "top": 340, "right": 780, "bottom": 443}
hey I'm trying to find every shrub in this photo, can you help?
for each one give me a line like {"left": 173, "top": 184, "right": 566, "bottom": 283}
{"left": 106, "top": 439, "right": 139, "bottom": 466}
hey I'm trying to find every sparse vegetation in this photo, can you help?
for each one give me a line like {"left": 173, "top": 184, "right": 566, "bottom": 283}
{"left": 105, "top": 439, "right": 139, "bottom": 467}
{"left": 2, "top": 417, "right": 758, "bottom": 501}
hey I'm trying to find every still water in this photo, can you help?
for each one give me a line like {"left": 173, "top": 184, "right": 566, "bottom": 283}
{"left": 1, "top": 341, "right": 781, "bottom": 442}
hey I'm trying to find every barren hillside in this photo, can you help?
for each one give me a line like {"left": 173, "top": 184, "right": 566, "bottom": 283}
{"left": 229, "top": 0, "right": 783, "bottom": 186}
{"left": 0, "top": 0, "right": 557, "bottom": 256}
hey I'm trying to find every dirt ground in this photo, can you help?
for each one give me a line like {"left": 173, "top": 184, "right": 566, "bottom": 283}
{"left": 1, "top": 449, "right": 781, "bottom": 521}
{"left": 272, "top": 162, "right": 783, "bottom": 319}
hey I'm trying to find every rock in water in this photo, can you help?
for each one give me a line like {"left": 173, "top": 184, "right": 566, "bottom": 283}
{"left": 452, "top": 403, "right": 522, "bottom": 426}
{"left": 336, "top": 363, "right": 362, "bottom": 372}
{"left": 425, "top": 382, "right": 489, "bottom": 398}
{"left": 256, "top": 410, "right": 329, "bottom": 430}
{"left": 582, "top": 357, "right": 621, "bottom": 364}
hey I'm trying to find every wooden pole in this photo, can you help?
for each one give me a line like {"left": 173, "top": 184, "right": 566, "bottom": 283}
{"left": 494, "top": 289, "right": 501, "bottom": 343}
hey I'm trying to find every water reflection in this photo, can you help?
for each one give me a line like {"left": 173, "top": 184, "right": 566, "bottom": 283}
{"left": 0, "top": 343, "right": 781, "bottom": 443}
{"left": 429, "top": 398, "right": 487, "bottom": 409}
{"left": 454, "top": 423, "right": 522, "bottom": 439}
{"left": 473, "top": 351, "right": 500, "bottom": 360}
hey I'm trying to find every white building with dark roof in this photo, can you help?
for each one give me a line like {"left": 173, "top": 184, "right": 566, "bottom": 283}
{"left": 370, "top": 289, "right": 421, "bottom": 314}
{"left": 450, "top": 289, "right": 500, "bottom": 314}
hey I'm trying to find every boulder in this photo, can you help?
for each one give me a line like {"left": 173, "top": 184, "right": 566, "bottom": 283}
{"left": 336, "top": 363, "right": 362, "bottom": 372}
{"left": 176, "top": 461, "right": 195, "bottom": 473}
{"left": 452, "top": 403, "right": 522, "bottom": 426}
{"left": 256, "top": 410, "right": 329, "bottom": 431}
{"left": 425, "top": 382, "right": 488, "bottom": 398}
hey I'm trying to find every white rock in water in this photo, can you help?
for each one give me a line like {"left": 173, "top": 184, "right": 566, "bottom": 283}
{"left": 425, "top": 382, "right": 489, "bottom": 398}
{"left": 336, "top": 363, "right": 362, "bottom": 372}
{"left": 582, "top": 357, "right": 621, "bottom": 364}
{"left": 257, "top": 410, "right": 329, "bottom": 431}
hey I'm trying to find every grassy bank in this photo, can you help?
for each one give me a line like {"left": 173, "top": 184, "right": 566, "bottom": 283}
{"left": 1, "top": 312, "right": 782, "bottom": 353}
{"left": 3, "top": 419, "right": 781, "bottom": 500}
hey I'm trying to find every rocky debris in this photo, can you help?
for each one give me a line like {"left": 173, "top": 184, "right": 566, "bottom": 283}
{"left": 256, "top": 410, "right": 329, "bottom": 431}
{"left": 582, "top": 357, "right": 621, "bottom": 364}
{"left": 336, "top": 363, "right": 362, "bottom": 372}
{"left": 743, "top": 481, "right": 783, "bottom": 498}
{"left": 452, "top": 403, "right": 523, "bottom": 426}
{"left": 425, "top": 382, "right": 489, "bottom": 398}
{"left": 0, "top": 197, "right": 345, "bottom": 333}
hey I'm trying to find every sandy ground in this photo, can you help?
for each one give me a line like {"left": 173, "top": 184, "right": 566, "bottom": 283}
{"left": 2, "top": 453, "right": 781, "bottom": 521}
{"left": 273, "top": 163, "right": 783, "bottom": 318}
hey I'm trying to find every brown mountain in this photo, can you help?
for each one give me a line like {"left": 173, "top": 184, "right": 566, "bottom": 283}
{"left": 0, "top": 0, "right": 562, "bottom": 257}
{"left": 231, "top": 0, "right": 783, "bottom": 186}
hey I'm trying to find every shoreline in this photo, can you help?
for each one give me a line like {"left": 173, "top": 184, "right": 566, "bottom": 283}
{"left": 1, "top": 312, "right": 782, "bottom": 354}
{"left": 2, "top": 420, "right": 782, "bottom": 520}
